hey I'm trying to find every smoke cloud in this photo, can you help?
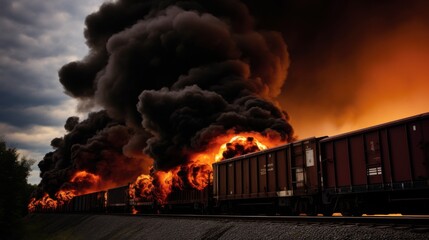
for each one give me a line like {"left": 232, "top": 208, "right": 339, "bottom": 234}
{"left": 35, "top": 0, "right": 293, "bottom": 197}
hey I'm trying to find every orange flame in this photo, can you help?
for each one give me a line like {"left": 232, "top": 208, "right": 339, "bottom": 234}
{"left": 130, "top": 168, "right": 182, "bottom": 205}
{"left": 131, "top": 206, "right": 138, "bottom": 215}
{"left": 70, "top": 170, "right": 101, "bottom": 188}
{"left": 215, "top": 135, "right": 268, "bottom": 161}
{"left": 28, "top": 193, "right": 58, "bottom": 212}
{"left": 185, "top": 159, "right": 212, "bottom": 190}
{"left": 130, "top": 173, "right": 154, "bottom": 201}
{"left": 55, "top": 190, "right": 76, "bottom": 205}
{"left": 28, "top": 171, "right": 104, "bottom": 212}
{"left": 129, "top": 132, "right": 285, "bottom": 205}
{"left": 30, "top": 133, "right": 286, "bottom": 212}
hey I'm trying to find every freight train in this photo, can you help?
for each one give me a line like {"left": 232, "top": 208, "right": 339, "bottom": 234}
{"left": 33, "top": 113, "right": 429, "bottom": 216}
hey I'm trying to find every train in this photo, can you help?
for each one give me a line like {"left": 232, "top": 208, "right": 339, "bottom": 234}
{"left": 33, "top": 113, "right": 429, "bottom": 216}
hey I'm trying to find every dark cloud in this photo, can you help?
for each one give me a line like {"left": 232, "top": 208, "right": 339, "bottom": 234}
{"left": 0, "top": 109, "right": 62, "bottom": 128}
{"left": 0, "top": 0, "right": 103, "bottom": 125}
{"left": 0, "top": 0, "right": 104, "bottom": 185}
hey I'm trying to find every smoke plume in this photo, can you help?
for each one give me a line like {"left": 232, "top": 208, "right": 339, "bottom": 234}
{"left": 35, "top": 0, "right": 293, "bottom": 198}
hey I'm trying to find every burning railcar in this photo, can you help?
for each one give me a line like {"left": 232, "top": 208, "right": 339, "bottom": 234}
{"left": 30, "top": 113, "right": 429, "bottom": 216}
{"left": 212, "top": 137, "right": 324, "bottom": 215}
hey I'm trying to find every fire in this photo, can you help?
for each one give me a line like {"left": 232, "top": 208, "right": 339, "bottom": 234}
{"left": 70, "top": 170, "right": 101, "bottom": 187}
{"left": 65, "top": 170, "right": 106, "bottom": 196}
{"left": 152, "top": 170, "right": 178, "bottom": 204}
{"left": 131, "top": 206, "right": 138, "bottom": 215}
{"left": 27, "top": 193, "right": 58, "bottom": 213}
{"left": 182, "top": 133, "right": 277, "bottom": 192}
{"left": 55, "top": 190, "right": 76, "bottom": 204}
{"left": 28, "top": 198, "right": 36, "bottom": 213}
{"left": 130, "top": 168, "right": 182, "bottom": 205}
{"left": 191, "top": 131, "right": 283, "bottom": 164}
{"left": 185, "top": 160, "right": 212, "bottom": 190}
{"left": 215, "top": 136, "right": 268, "bottom": 161}
{"left": 130, "top": 173, "right": 154, "bottom": 201}
{"left": 28, "top": 191, "right": 76, "bottom": 213}
{"left": 30, "top": 133, "right": 285, "bottom": 212}
{"left": 128, "top": 133, "right": 284, "bottom": 206}
{"left": 28, "top": 171, "right": 103, "bottom": 212}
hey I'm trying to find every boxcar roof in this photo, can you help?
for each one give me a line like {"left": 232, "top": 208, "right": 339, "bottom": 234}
{"left": 320, "top": 112, "right": 429, "bottom": 143}
{"left": 212, "top": 136, "right": 322, "bottom": 165}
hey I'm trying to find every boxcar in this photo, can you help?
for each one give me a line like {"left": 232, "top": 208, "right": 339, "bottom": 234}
{"left": 213, "top": 137, "right": 325, "bottom": 215}
{"left": 72, "top": 194, "right": 83, "bottom": 212}
{"left": 56, "top": 200, "right": 73, "bottom": 213}
{"left": 320, "top": 113, "right": 429, "bottom": 215}
{"left": 165, "top": 186, "right": 212, "bottom": 214}
{"left": 70, "top": 191, "right": 105, "bottom": 213}
{"left": 107, "top": 185, "right": 130, "bottom": 212}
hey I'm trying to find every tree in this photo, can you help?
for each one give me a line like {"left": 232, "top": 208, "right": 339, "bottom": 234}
{"left": 0, "top": 139, "right": 35, "bottom": 239}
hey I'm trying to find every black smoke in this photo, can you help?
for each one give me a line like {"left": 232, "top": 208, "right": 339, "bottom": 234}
{"left": 35, "top": 0, "right": 294, "bottom": 196}
{"left": 36, "top": 111, "right": 149, "bottom": 197}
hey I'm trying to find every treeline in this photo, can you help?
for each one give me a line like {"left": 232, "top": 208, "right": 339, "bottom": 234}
{"left": 0, "top": 139, "right": 37, "bottom": 239}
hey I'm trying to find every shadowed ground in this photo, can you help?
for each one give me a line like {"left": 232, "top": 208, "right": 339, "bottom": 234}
{"left": 22, "top": 214, "right": 429, "bottom": 240}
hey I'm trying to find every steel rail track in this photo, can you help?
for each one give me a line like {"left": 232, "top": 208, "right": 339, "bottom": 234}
{"left": 108, "top": 213, "right": 429, "bottom": 228}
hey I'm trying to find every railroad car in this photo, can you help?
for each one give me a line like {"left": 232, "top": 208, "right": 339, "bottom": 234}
{"left": 164, "top": 185, "right": 212, "bottom": 214}
{"left": 55, "top": 201, "right": 73, "bottom": 213}
{"left": 33, "top": 113, "right": 429, "bottom": 216}
{"left": 70, "top": 191, "right": 106, "bottom": 213}
{"left": 107, "top": 185, "right": 129, "bottom": 213}
{"left": 212, "top": 137, "right": 325, "bottom": 215}
{"left": 320, "top": 112, "right": 429, "bottom": 215}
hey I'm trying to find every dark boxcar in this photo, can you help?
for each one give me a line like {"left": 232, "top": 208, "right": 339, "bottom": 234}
{"left": 82, "top": 191, "right": 106, "bottom": 212}
{"left": 72, "top": 194, "right": 83, "bottom": 212}
{"left": 62, "top": 200, "right": 74, "bottom": 213}
{"left": 320, "top": 113, "right": 429, "bottom": 214}
{"left": 107, "top": 185, "right": 130, "bottom": 212}
{"left": 70, "top": 191, "right": 106, "bottom": 212}
{"left": 165, "top": 185, "right": 212, "bottom": 214}
{"left": 55, "top": 201, "right": 73, "bottom": 213}
{"left": 213, "top": 137, "right": 324, "bottom": 215}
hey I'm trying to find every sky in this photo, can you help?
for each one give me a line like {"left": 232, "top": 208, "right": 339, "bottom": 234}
{"left": 274, "top": 1, "right": 429, "bottom": 138}
{"left": 0, "top": 0, "right": 105, "bottom": 184}
{"left": 2, "top": 0, "right": 429, "bottom": 185}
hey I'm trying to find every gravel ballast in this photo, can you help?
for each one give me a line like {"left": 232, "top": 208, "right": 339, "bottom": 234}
{"left": 23, "top": 214, "right": 429, "bottom": 240}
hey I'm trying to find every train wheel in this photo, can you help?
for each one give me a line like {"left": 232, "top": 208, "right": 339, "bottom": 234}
{"left": 338, "top": 199, "right": 354, "bottom": 216}
{"left": 321, "top": 207, "right": 334, "bottom": 217}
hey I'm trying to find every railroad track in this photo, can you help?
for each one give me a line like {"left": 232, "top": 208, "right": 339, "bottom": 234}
{"left": 28, "top": 213, "right": 429, "bottom": 239}
{"left": 115, "top": 213, "right": 429, "bottom": 229}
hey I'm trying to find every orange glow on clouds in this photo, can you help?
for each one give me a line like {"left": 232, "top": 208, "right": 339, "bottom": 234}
{"left": 283, "top": 19, "right": 429, "bottom": 138}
